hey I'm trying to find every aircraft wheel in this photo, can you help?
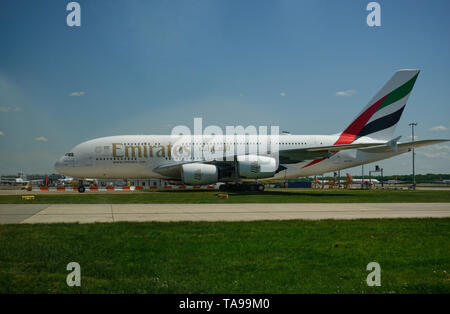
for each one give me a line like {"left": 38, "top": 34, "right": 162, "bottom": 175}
{"left": 257, "top": 184, "right": 265, "bottom": 192}
{"left": 78, "top": 186, "right": 86, "bottom": 193}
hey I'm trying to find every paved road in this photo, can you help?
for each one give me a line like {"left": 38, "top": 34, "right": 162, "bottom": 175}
{"left": 0, "top": 204, "right": 50, "bottom": 224}
{"left": 0, "top": 203, "right": 449, "bottom": 224}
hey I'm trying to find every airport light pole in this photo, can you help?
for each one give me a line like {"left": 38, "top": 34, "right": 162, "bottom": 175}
{"left": 409, "top": 122, "right": 418, "bottom": 190}
{"left": 361, "top": 164, "right": 364, "bottom": 189}
{"left": 338, "top": 170, "right": 341, "bottom": 188}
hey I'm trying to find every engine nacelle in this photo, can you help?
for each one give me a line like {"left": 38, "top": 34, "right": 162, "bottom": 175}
{"left": 181, "top": 163, "right": 219, "bottom": 185}
{"left": 237, "top": 155, "right": 277, "bottom": 179}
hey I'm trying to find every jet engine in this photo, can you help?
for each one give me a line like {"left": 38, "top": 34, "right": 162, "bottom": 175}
{"left": 181, "top": 163, "right": 219, "bottom": 185}
{"left": 237, "top": 155, "right": 277, "bottom": 179}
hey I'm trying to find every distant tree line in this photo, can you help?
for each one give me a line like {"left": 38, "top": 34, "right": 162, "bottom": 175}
{"left": 290, "top": 173, "right": 450, "bottom": 183}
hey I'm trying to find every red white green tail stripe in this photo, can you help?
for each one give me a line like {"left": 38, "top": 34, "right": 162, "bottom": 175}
{"left": 303, "top": 70, "right": 419, "bottom": 168}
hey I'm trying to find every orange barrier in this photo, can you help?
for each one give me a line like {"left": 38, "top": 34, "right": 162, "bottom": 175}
{"left": 106, "top": 186, "right": 114, "bottom": 191}
{"left": 57, "top": 187, "right": 65, "bottom": 191}
{"left": 150, "top": 186, "right": 158, "bottom": 189}
{"left": 40, "top": 187, "right": 49, "bottom": 191}
{"left": 207, "top": 186, "right": 215, "bottom": 189}
{"left": 73, "top": 187, "right": 78, "bottom": 192}
{"left": 178, "top": 186, "right": 186, "bottom": 189}
{"left": 193, "top": 186, "right": 201, "bottom": 189}
{"left": 135, "top": 186, "right": 143, "bottom": 190}
{"left": 90, "top": 187, "right": 98, "bottom": 191}
{"left": 164, "top": 185, "right": 172, "bottom": 189}
{"left": 122, "top": 186, "right": 130, "bottom": 190}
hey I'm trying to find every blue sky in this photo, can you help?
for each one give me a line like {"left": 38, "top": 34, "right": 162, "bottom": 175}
{"left": 0, "top": 0, "right": 449, "bottom": 175}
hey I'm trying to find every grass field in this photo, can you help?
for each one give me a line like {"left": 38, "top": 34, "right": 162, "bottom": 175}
{"left": 0, "top": 218, "right": 449, "bottom": 293}
{"left": 1, "top": 189, "right": 450, "bottom": 204}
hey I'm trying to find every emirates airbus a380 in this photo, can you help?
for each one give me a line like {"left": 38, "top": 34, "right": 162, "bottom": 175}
{"left": 55, "top": 70, "right": 448, "bottom": 192}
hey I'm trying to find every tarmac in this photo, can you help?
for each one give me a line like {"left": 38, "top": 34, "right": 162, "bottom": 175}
{"left": 0, "top": 203, "right": 449, "bottom": 224}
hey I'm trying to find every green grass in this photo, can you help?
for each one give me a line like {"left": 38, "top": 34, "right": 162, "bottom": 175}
{"left": 1, "top": 189, "right": 450, "bottom": 204}
{"left": 0, "top": 219, "right": 449, "bottom": 293}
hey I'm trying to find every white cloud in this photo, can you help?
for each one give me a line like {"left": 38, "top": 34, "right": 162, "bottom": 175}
{"left": 34, "top": 136, "right": 48, "bottom": 142}
{"left": 0, "top": 106, "right": 22, "bottom": 112}
{"left": 429, "top": 125, "right": 448, "bottom": 132}
{"left": 69, "top": 91, "right": 86, "bottom": 97}
{"left": 280, "top": 92, "right": 286, "bottom": 97}
{"left": 425, "top": 145, "right": 450, "bottom": 152}
{"left": 421, "top": 151, "right": 450, "bottom": 159}
{"left": 0, "top": 131, "right": 4, "bottom": 136}
{"left": 433, "top": 145, "right": 450, "bottom": 151}
{"left": 336, "top": 89, "right": 356, "bottom": 97}
{"left": 417, "top": 145, "right": 450, "bottom": 159}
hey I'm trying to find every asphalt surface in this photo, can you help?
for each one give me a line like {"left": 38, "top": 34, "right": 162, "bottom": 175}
{"left": 0, "top": 204, "right": 50, "bottom": 224}
{"left": 0, "top": 203, "right": 449, "bottom": 224}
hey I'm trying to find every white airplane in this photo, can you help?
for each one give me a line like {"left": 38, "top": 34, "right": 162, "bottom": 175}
{"left": 55, "top": 70, "right": 448, "bottom": 192}
{"left": 0, "top": 172, "right": 46, "bottom": 186}
{"left": 346, "top": 173, "right": 380, "bottom": 185}
{"left": 436, "top": 177, "right": 450, "bottom": 184}
{"left": 386, "top": 176, "right": 405, "bottom": 184}
{"left": 0, "top": 172, "right": 29, "bottom": 185}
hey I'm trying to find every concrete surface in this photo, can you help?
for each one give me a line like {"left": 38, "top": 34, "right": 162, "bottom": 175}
{"left": 0, "top": 203, "right": 449, "bottom": 224}
{"left": 0, "top": 204, "right": 50, "bottom": 224}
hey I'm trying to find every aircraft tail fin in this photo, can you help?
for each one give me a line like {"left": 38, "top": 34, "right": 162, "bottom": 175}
{"left": 335, "top": 69, "right": 420, "bottom": 145}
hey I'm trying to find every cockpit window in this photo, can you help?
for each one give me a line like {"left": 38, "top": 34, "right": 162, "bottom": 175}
{"left": 65, "top": 152, "right": 74, "bottom": 157}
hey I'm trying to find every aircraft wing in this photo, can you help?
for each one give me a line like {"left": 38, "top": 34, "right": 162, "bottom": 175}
{"left": 358, "top": 139, "right": 449, "bottom": 154}
{"left": 154, "top": 139, "right": 450, "bottom": 176}
{"left": 154, "top": 142, "right": 390, "bottom": 178}
{"left": 278, "top": 142, "right": 386, "bottom": 163}
{"left": 153, "top": 139, "right": 448, "bottom": 178}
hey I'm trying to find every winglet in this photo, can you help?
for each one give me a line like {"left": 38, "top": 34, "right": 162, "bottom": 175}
{"left": 387, "top": 136, "right": 402, "bottom": 152}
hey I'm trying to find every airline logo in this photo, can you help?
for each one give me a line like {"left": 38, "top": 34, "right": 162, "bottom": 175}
{"left": 335, "top": 72, "right": 418, "bottom": 145}
{"left": 303, "top": 71, "right": 419, "bottom": 169}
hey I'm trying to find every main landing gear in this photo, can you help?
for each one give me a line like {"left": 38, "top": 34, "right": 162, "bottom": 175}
{"left": 219, "top": 183, "right": 265, "bottom": 192}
